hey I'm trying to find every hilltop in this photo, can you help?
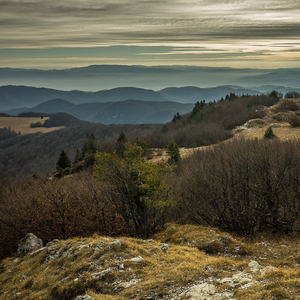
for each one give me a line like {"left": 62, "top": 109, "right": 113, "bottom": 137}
{"left": 1, "top": 224, "right": 300, "bottom": 300}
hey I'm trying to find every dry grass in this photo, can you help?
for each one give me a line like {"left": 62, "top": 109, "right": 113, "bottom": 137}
{"left": 234, "top": 98, "right": 300, "bottom": 140}
{"left": 148, "top": 99, "right": 300, "bottom": 163}
{"left": 1, "top": 224, "right": 300, "bottom": 300}
{"left": 0, "top": 117, "right": 64, "bottom": 135}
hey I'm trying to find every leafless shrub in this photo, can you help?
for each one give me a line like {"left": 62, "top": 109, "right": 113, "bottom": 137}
{"left": 289, "top": 115, "right": 300, "bottom": 127}
{"left": 0, "top": 171, "right": 129, "bottom": 260}
{"left": 277, "top": 100, "right": 300, "bottom": 111}
{"left": 171, "top": 138, "right": 300, "bottom": 235}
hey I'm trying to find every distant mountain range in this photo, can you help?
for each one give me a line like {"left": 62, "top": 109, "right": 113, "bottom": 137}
{"left": 7, "top": 99, "right": 195, "bottom": 124}
{"left": 1, "top": 84, "right": 300, "bottom": 124}
{"left": 0, "top": 65, "right": 300, "bottom": 91}
{"left": 0, "top": 86, "right": 169, "bottom": 111}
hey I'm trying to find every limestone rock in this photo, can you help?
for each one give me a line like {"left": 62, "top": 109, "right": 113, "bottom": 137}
{"left": 44, "top": 248, "right": 59, "bottom": 264}
{"left": 75, "top": 294, "right": 94, "bottom": 300}
{"left": 92, "top": 268, "right": 112, "bottom": 279}
{"left": 119, "top": 278, "right": 141, "bottom": 288}
{"left": 184, "top": 283, "right": 234, "bottom": 300}
{"left": 17, "top": 233, "right": 43, "bottom": 256}
{"left": 130, "top": 256, "right": 143, "bottom": 263}
{"left": 248, "top": 260, "right": 262, "bottom": 271}
{"left": 160, "top": 243, "right": 169, "bottom": 253}
{"left": 107, "top": 239, "right": 121, "bottom": 249}
{"left": 94, "top": 241, "right": 105, "bottom": 252}
{"left": 46, "top": 239, "right": 59, "bottom": 247}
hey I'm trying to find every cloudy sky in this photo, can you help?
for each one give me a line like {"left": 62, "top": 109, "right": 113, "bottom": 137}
{"left": 0, "top": 0, "right": 300, "bottom": 69}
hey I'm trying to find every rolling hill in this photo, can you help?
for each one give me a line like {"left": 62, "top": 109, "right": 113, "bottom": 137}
{"left": 0, "top": 86, "right": 169, "bottom": 111}
{"left": 0, "top": 84, "right": 286, "bottom": 113}
{"left": 11, "top": 99, "right": 195, "bottom": 124}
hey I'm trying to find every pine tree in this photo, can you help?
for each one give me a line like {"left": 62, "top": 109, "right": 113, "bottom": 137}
{"left": 166, "top": 141, "right": 181, "bottom": 162}
{"left": 116, "top": 132, "right": 128, "bottom": 158}
{"left": 56, "top": 150, "right": 71, "bottom": 171}
{"left": 82, "top": 133, "right": 98, "bottom": 158}
{"left": 264, "top": 126, "right": 276, "bottom": 139}
{"left": 73, "top": 148, "right": 81, "bottom": 164}
{"left": 81, "top": 133, "right": 99, "bottom": 168}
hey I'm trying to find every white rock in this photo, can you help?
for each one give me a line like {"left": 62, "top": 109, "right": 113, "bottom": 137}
{"left": 130, "top": 256, "right": 144, "bottom": 263}
{"left": 184, "top": 283, "right": 234, "bottom": 300}
{"left": 248, "top": 260, "right": 262, "bottom": 271}
{"left": 119, "top": 279, "right": 141, "bottom": 288}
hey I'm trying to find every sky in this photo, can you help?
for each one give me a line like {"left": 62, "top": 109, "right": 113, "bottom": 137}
{"left": 0, "top": 0, "right": 300, "bottom": 69}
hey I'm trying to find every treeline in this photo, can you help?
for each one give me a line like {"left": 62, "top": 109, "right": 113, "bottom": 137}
{"left": 0, "top": 127, "right": 19, "bottom": 142}
{"left": 0, "top": 123, "right": 159, "bottom": 183}
{"left": 285, "top": 91, "right": 300, "bottom": 99}
{"left": 30, "top": 112, "right": 82, "bottom": 128}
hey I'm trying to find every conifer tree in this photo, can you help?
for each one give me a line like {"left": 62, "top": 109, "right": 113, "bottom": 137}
{"left": 56, "top": 150, "right": 71, "bottom": 171}
{"left": 82, "top": 133, "right": 98, "bottom": 158}
{"left": 166, "top": 141, "right": 181, "bottom": 162}
{"left": 81, "top": 133, "right": 99, "bottom": 168}
{"left": 264, "top": 126, "right": 276, "bottom": 139}
{"left": 73, "top": 148, "right": 81, "bottom": 164}
{"left": 116, "top": 132, "right": 128, "bottom": 158}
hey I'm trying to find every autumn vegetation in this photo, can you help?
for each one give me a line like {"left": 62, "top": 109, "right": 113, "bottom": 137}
{"left": 0, "top": 91, "right": 295, "bottom": 262}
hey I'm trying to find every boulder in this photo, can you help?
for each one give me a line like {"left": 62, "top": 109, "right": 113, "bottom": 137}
{"left": 17, "top": 233, "right": 43, "bottom": 256}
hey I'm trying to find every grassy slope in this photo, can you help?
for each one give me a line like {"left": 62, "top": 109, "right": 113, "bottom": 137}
{"left": 148, "top": 98, "right": 300, "bottom": 163}
{"left": 234, "top": 98, "right": 300, "bottom": 140}
{"left": 1, "top": 224, "right": 300, "bottom": 300}
{"left": 0, "top": 117, "right": 64, "bottom": 135}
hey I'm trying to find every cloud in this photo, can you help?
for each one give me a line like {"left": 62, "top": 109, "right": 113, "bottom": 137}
{"left": 0, "top": 0, "right": 299, "bottom": 69}
{"left": 0, "top": 0, "right": 299, "bottom": 48}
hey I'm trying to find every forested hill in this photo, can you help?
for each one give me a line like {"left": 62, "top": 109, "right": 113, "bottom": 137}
{"left": 0, "top": 84, "right": 274, "bottom": 111}
{"left": 0, "top": 93, "right": 279, "bottom": 183}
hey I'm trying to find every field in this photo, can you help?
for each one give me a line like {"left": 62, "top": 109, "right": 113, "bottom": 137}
{"left": 0, "top": 117, "right": 64, "bottom": 135}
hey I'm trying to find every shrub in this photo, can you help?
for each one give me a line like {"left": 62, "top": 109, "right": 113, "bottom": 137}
{"left": 30, "top": 121, "right": 43, "bottom": 128}
{"left": 277, "top": 100, "right": 300, "bottom": 111}
{"left": 0, "top": 171, "right": 129, "bottom": 260}
{"left": 172, "top": 138, "right": 300, "bottom": 235}
{"left": 289, "top": 115, "right": 300, "bottom": 127}
{"left": 264, "top": 126, "right": 276, "bottom": 139}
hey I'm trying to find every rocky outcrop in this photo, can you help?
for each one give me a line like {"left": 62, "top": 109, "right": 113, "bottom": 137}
{"left": 17, "top": 233, "right": 43, "bottom": 256}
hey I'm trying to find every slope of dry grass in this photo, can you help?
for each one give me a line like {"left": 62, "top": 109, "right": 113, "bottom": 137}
{"left": 1, "top": 224, "right": 300, "bottom": 300}
{"left": 234, "top": 98, "right": 300, "bottom": 140}
{"left": 0, "top": 117, "right": 64, "bottom": 135}
{"left": 148, "top": 98, "right": 300, "bottom": 163}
